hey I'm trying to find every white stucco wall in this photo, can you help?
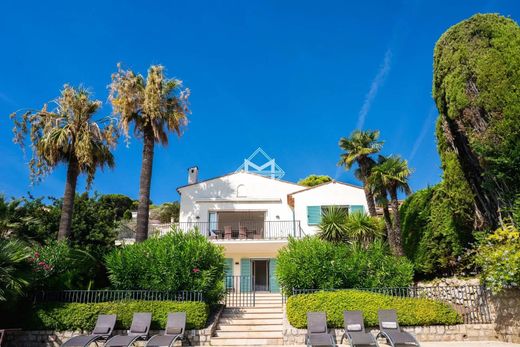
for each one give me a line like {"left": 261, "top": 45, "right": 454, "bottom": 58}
{"left": 292, "top": 182, "right": 368, "bottom": 235}
{"left": 178, "top": 172, "right": 301, "bottom": 223}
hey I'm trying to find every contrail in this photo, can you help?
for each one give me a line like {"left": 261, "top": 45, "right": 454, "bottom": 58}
{"left": 356, "top": 49, "right": 392, "bottom": 129}
{"left": 409, "top": 105, "right": 437, "bottom": 161}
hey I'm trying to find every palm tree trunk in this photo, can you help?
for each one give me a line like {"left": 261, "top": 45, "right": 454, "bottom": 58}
{"left": 364, "top": 185, "right": 377, "bottom": 216}
{"left": 58, "top": 156, "right": 79, "bottom": 241}
{"left": 135, "top": 129, "right": 155, "bottom": 242}
{"left": 379, "top": 189, "right": 393, "bottom": 242}
{"left": 389, "top": 188, "right": 404, "bottom": 256}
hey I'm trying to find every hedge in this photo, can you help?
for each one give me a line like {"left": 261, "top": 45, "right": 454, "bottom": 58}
{"left": 24, "top": 300, "right": 209, "bottom": 331}
{"left": 286, "top": 290, "right": 462, "bottom": 328}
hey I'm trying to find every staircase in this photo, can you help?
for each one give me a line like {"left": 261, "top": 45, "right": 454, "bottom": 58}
{"left": 211, "top": 293, "right": 284, "bottom": 346}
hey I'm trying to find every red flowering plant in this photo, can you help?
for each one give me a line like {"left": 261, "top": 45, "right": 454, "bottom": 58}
{"left": 29, "top": 240, "right": 95, "bottom": 290}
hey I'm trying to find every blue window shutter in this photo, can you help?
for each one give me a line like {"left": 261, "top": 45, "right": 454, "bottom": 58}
{"left": 307, "top": 206, "right": 322, "bottom": 225}
{"left": 350, "top": 205, "right": 365, "bottom": 214}
{"left": 240, "top": 258, "right": 251, "bottom": 292}
{"left": 269, "top": 259, "right": 280, "bottom": 293}
{"left": 224, "top": 258, "right": 234, "bottom": 290}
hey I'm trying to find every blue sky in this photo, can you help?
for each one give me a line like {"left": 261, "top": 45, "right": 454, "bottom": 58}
{"left": 1, "top": 1, "right": 518, "bottom": 203}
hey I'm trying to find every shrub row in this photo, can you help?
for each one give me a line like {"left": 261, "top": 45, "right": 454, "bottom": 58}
{"left": 24, "top": 300, "right": 209, "bottom": 331}
{"left": 286, "top": 290, "right": 462, "bottom": 329}
{"left": 276, "top": 237, "right": 414, "bottom": 291}
{"left": 105, "top": 230, "right": 225, "bottom": 304}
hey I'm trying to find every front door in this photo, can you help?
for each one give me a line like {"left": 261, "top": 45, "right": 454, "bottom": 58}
{"left": 252, "top": 259, "right": 269, "bottom": 291}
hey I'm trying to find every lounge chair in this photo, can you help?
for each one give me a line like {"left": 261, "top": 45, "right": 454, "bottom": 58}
{"left": 341, "top": 310, "right": 378, "bottom": 346}
{"left": 377, "top": 309, "right": 420, "bottom": 347}
{"left": 305, "top": 312, "right": 336, "bottom": 347}
{"left": 104, "top": 312, "right": 152, "bottom": 347}
{"left": 145, "top": 312, "right": 190, "bottom": 347}
{"left": 62, "top": 314, "right": 116, "bottom": 347}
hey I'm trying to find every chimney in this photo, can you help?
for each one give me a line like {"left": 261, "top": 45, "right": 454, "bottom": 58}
{"left": 188, "top": 166, "right": 199, "bottom": 184}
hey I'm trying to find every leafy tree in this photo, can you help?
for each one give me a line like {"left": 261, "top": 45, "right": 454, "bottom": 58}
{"left": 0, "top": 239, "right": 31, "bottom": 301}
{"left": 109, "top": 64, "right": 190, "bottom": 242}
{"left": 338, "top": 130, "right": 383, "bottom": 216}
{"left": 10, "top": 86, "right": 117, "bottom": 240}
{"left": 433, "top": 13, "right": 520, "bottom": 228}
{"left": 99, "top": 194, "right": 134, "bottom": 220}
{"left": 297, "top": 175, "right": 332, "bottom": 187}
{"left": 368, "top": 155, "right": 412, "bottom": 256}
{"left": 364, "top": 156, "right": 393, "bottom": 240}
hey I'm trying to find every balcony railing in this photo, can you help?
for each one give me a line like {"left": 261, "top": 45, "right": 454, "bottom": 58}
{"left": 159, "top": 220, "right": 302, "bottom": 240}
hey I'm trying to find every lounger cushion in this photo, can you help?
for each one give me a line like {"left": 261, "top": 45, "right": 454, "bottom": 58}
{"left": 166, "top": 327, "right": 183, "bottom": 335}
{"left": 381, "top": 321, "right": 398, "bottom": 329}
{"left": 131, "top": 324, "right": 148, "bottom": 333}
{"left": 93, "top": 326, "right": 110, "bottom": 334}
{"left": 346, "top": 323, "right": 362, "bottom": 331}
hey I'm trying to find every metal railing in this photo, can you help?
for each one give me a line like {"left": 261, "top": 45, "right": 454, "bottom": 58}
{"left": 223, "top": 276, "right": 256, "bottom": 307}
{"left": 34, "top": 290, "right": 204, "bottom": 303}
{"left": 165, "top": 220, "right": 302, "bottom": 240}
{"left": 290, "top": 285, "right": 492, "bottom": 324}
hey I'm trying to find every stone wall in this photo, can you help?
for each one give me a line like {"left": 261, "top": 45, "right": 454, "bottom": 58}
{"left": 4, "top": 306, "right": 224, "bottom": 347}
{"left": 489, "top": 287, "right": 520, "bottom": 343}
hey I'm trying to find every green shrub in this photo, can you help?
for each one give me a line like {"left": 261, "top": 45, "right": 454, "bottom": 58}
{"left": 105, "top": 230, "right": 225, "bottom": 304}
{"left": 476, "top": 223, "right": 520, "bottom": 292}
{"left": 25, "top": 300, "right": 209, "bottom": 331}
{"left": 276, "top": 237, "right": 413, "bottom": 292}
{"left": 400, "top": 184, "right": 474, "bottom": 277}
{"left": 286, "top": 290, "right": 462, "bottom": 328}
{"left": 29, "top": 240, "right": 98, "bottom": 290}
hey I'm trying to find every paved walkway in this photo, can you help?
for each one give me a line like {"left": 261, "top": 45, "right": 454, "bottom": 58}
{"left": 373, "top": 342, "right": 520, "bottom": 347}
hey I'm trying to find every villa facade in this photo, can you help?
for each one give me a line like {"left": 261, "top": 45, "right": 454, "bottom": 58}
{"left": 175, "top": 157, "right": 368, "bottom": 293}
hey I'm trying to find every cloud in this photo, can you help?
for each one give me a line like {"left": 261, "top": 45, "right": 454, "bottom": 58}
{"left": 356, "top": 49, "right": 392, "bottom": 129}
{"left": 409, "top": 105, "right": 437, "bottom": 161}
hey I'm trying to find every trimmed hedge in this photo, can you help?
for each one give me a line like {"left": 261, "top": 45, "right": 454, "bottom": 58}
{"left": 24, "top": 300, "right": 209, "bottom": 331}
{"left": 286, "top": 290, "right": 462, "bottom": 328}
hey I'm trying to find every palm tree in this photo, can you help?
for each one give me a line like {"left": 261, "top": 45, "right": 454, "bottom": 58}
{"left": 0, "top": 238, "right": 31, "bottom": 301}
{"left": 318, "top": 206, "right": 349, "bottom": 242}
{"left": 369, "top": 155, "right": 412, "bottom": 256}
{"left": 11, "top": 86, "right": 117, "bottom": 240}
{"left": 344, "top": 211, "right": 384, "bottom": 247}
{"left": 338, "top": 130, "right": 383, "bottom": 216}
{"left": 365, "top": 156, "right": 394, "bottom": 243}
{"left": 109, "top": 64, "right": 190, "bottom": 242}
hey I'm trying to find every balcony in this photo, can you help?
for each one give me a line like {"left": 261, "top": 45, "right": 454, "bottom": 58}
{"left": 165, "top": 220, "right": 303, "bottom": 240}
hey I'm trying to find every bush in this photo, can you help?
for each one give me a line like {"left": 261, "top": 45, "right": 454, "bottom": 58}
{"left": 24, "top": 300, "right": 209, "bottom": 330}
{"left": 105, "top": 230, "right": 225, "bottom": 304}
{"left": 476, "top": 223, "right": 520, "bottom": 292}
{"left": 29, "top": 240, "right": 98, "bottom": 290}
{"left": 0, "top": 239, "right": 31, "bottom": 302}
{"left": 286, "top": 290, "right": 462, "bottom": 328}
{"left": 400, "top": 184, "right": 474, "bottom": 277}
{"left": 276, "top": 237, "right": 413, "bottom": 292}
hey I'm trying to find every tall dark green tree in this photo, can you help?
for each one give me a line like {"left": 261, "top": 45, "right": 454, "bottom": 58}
{"left": 433, "top": 13, "right": 520, "bottom": 229}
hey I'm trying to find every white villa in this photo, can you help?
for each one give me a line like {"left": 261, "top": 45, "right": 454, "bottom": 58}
{"left": 174, "top": 148, "right": 368, "bottom": 293}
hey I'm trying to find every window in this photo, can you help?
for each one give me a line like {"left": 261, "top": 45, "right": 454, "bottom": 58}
{"left": 307, "top": 205, "right": 365, "bottom": 225}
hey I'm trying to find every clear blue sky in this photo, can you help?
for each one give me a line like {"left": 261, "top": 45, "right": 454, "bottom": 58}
{"left": 1, "top": 1, "right": 518, "bottom": 203}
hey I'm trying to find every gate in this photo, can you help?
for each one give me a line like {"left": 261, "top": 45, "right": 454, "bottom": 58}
{"left": 224, "top": 275, "right": 256, "bottom": 307}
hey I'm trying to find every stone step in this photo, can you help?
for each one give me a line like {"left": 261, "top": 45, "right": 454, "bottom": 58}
{"left": 224, "top": 307, "right": 282, "bottom": 313}
{"left": 221, "top": 312, "right": 284, "bottom": 319}
{"left": 216, "top": 324, "right": 282, "bottom": 332}
{"left": 210, "top": 338, "right": 283, "bottom": 346}
{"left": 218, "top": 318, "right": 283, "bottom": 325}
{"left": 214, "top": 331, "right": 283, "bottom": 338}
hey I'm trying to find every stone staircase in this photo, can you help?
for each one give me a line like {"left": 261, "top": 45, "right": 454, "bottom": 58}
{"left": 211, "top": 293, "right": 284, "bottom": 346}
